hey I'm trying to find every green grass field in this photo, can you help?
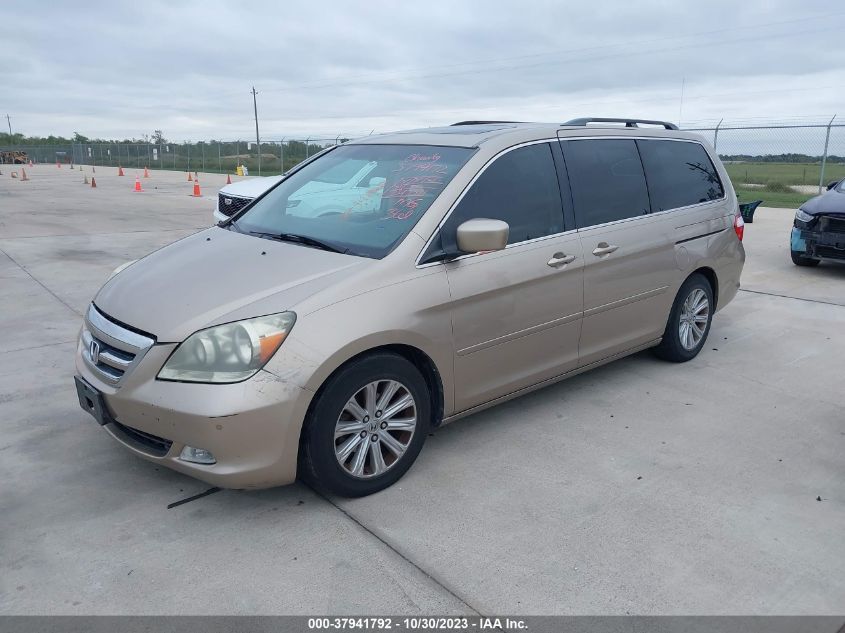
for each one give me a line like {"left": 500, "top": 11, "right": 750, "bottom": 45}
{"left": 734, "top": 185, "right": 809, "bottom": 209}
{"left": 724, "top": 161, "right": 845, "bottom": 186}
{"left": 725, "top": 161, "right": 845, "bottom": 209}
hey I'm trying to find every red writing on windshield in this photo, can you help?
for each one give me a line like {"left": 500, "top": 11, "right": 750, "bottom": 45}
{"left": 385, "top": 153, "right": 449, "bottom": 220}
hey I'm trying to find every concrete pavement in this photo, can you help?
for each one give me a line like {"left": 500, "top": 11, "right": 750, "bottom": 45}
{"left": 1, "top": 165, "right": 842, "bottom": 614}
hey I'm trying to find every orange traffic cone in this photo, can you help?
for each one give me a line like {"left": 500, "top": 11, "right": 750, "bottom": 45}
{"left": 57, "top": 161, "right": 61, "bottom": 168}
{"left": 143, "top": 166, "right": 150, "bottom": 178}
{"left": 194, "top": 171, "right": 198, "bottom": 180}
{"left": 192, "top": 178, "right": 201, "bottom": 197}
{"left": 118, "top": 166, "right": 125, "bottom": 176}
{"left": 226, "top": 173, "right": 232, "bottom": 185}
{"left": 187, "top": 171, "right": 192, "bottom": 181}
{"left": 21, "top": 168, "right": 29, "bottom": 181}
{"left": 91, "top": 177, "right": 97, "bottom": 188}
{"left": 134, "top": 176, "right": 143, "bottom": 192}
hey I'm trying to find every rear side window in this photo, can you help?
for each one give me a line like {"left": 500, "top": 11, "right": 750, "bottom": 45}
{"left": 443, "top": 143, "right": 564, "bottom": 249}
{"left": 637, "top": 139, "right": 724, "bottom": 211}
{"left": 563, "top": 139, "right": 650, "bottom": 228}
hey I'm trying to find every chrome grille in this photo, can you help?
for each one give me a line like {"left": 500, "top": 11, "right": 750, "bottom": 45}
{"left": 82, "top": 304, "right": 155, "bottom": 386}
{"left": 217, "top": 193, "right": 253, "bottom": 218}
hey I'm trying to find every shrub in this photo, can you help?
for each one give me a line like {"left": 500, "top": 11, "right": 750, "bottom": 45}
{"left": 764, "top": 181, "right": 792, "bottom": 193}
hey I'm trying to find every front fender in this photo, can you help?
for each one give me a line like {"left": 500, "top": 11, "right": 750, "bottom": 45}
{"left": 264, "top": 266, "right": 456, "bottom": 415}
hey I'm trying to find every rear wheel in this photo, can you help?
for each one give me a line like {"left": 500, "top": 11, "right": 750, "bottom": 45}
{"left": 653, "top": 274, "right": 714, "bottom": 363}
{"left": 299, "top": 352, "right": 430, "bottom": 497}
{"left": 791, "top": 250, "right": 820, "bottom": 267}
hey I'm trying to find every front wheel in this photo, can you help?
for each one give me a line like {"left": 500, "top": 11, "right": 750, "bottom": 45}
{"left": 299, "top": 352, "right": 430, "bottom": 497}
{"left": 653, "top": 274, "right": 714, "bottom": 363}
{"left": 791, "top": 250, "right": 820, "bottom": 267}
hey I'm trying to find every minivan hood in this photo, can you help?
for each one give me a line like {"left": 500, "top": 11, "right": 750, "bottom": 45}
{"left": 94, "top": 227, "right": 366, "bottom": 341}
{"left": 220, "top": 175, "right": 283, "bottom": 199}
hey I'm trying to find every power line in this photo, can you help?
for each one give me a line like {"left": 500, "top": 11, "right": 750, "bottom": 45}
{"left": 208, "top": 11, "right": 845, "bottom": 100}
{"left": 247, "top": 12, "right": 845, "bottom": 96}
{"left": 251, "top": 82, "right": 845, "bottom": 132}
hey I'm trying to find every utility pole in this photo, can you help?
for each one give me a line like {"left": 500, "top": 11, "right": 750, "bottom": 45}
{"left": 818, "top": 114, "right": 837, "bottom": 194}
{"left": 251, "top": 86, "right": 261, "bottom": 176}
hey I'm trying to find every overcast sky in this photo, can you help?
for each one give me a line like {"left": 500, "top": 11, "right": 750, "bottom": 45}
{"left": 3, "top": 0, "right": 844, "bottom": 141}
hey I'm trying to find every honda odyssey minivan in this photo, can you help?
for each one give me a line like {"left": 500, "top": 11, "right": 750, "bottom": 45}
{"left": 75, "top": 118, "right": 745, "bottom": 497}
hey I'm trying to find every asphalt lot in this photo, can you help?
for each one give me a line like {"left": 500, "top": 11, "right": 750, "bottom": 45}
{"left": 1, "top": 164, "right": 843, "bottom": 615}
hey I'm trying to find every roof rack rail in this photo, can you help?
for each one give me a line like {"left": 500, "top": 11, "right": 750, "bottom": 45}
{"left": 451, "top": 120, "right": 521, "bottom": 126}
{"left": 564, "top": 117, "right": 679, "bottom": 130}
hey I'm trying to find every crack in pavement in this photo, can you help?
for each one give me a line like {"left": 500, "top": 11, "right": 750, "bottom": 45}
{"left": 1, "top": 340, "right": 77, "bottom": 354}
{"left": 739, "top": 287, "right": 845, "bottom": 307}
{"left": 0, "top": 247, "right": 82, "bottom": 317}
{"left": 309, "top": 485, "right": 483, "bottom": 616}
{"left": 0, "top": 227, "right": 204, "bottom": 240}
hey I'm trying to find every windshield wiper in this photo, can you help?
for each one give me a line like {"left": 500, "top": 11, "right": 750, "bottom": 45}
{"left": 247, "top": 231, "right": 347, "bottom": 254}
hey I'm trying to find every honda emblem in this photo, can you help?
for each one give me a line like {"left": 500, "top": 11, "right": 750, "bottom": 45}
{"left": 89, "top": 340, "right": 101, "bottom": 365}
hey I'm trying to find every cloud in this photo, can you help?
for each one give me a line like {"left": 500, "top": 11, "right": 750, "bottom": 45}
{"left": 2, "top": 0, "right": 844, "bottom": 140}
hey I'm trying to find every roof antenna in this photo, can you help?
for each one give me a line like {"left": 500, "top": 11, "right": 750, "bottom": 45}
{"left": 678, "top": 77, "right": 685, "bottom": 128}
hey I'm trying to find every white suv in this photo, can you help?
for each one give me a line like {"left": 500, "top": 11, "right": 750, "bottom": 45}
{"left": 214, "top": 160, "right": 385, "bottom": 223}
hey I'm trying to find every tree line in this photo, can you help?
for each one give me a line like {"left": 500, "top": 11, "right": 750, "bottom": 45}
{"left": 719, "top": 153, "right": 845, "bottom": 163}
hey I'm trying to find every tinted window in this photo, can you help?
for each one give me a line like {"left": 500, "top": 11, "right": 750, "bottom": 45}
{"left": 638, "top": 139, "right": 724, "bottom": 211}
{"left": 442, "top": 143, "right": 564, "bottom": 251}
{"left": 564, "top": 139, "right": 650, "bottom": 227}
{"left": 234, "top": 144, "right": 473, "bottom": 259}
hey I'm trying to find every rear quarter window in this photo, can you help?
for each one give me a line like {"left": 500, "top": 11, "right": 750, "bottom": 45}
{"left": 637, "top": 139, "right": 724, "bottom": 212}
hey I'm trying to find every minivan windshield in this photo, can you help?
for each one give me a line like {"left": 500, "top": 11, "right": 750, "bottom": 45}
{"left": 231, "top": 144, "right": 474, "bottom": 259}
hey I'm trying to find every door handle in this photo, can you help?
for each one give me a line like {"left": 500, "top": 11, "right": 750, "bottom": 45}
{"left": 592, "top": 242, "right": 619, "bottom": 257}
{"left": 547, "top": 252, "right": 576, "bottom": 268}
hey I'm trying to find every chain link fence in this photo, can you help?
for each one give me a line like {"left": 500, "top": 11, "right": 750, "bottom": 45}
{"left": 678, "top": 119, "right": 845, "bottom": 207}
{"left": 0, "top": 136, "right": 350, "bottom": 176}
{"left": 3, "top": 121, "right": 844, "bottom": 207}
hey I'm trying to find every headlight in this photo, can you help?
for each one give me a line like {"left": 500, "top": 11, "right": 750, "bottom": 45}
{"left": 795, "top": 209, "right": 814, "bottom": 224}
{"left": 157, "top": 312, "right": 296, "bottom": 383}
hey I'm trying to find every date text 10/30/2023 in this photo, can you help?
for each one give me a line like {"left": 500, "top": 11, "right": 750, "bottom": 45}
{"left": 307, "top": 616, "right": 528, "bottom": 631}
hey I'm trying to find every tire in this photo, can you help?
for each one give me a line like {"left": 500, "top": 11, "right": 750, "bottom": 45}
{"left": 791, "top": 250, "right": 820, "bottom": 267}
{"left": 299, "top": 352, "right": 431, "bottom": 497}
{"left": 652, "top": 274, "right": 714, "bottom": 363}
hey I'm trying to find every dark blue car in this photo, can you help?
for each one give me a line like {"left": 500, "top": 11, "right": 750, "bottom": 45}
{"left": 791, "top": 179, "right": 845, "bottom": 266}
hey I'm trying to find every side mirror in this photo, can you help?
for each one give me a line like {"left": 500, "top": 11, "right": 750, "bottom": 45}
{"left": 826, "top": 180, "right": 840, "bottom": 191}
{"left": 456, "top": 218, "right": 509, "bottom": 254}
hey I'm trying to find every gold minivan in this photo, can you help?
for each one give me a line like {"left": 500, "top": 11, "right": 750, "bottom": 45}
{"left": 74, "top": 118, "right": 745, "bottom": 496}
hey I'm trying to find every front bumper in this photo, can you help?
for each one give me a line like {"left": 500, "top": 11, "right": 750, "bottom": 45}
{"left": 791, "top": 226, "right": 845, "bottom": 261}
{"left": 75, "top": 336, "right": 313, "bottom": 489}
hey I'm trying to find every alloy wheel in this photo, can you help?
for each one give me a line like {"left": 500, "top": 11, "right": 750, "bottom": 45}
{"left": 333, "top": 380, "right": 417, "bottom": 479}
{"left": 678, "top": 288, "right": 709, "bottom": 351}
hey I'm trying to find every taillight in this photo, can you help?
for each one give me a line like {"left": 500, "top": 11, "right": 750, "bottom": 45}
{"left": 734, "top": 210, "right": 745, "bottom": 241}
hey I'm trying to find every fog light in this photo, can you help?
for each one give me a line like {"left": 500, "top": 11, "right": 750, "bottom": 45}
{"left": 179, "top": 446, "right": 216, "bottom": 464}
